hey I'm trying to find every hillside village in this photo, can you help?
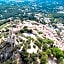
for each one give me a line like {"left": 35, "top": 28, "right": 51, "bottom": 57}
{"left": 0, "top": 0, "right": 64, "bottom": 64}
{"left": 0, "top": 18, "right": 64, "bottom": 64}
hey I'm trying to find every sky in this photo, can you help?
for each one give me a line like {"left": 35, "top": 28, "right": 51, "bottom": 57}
{"left": 0, "top": 0, "right": 34, "bottom": 1}
{"left": 0, "top": 0, "right": 64, "bottom": 2}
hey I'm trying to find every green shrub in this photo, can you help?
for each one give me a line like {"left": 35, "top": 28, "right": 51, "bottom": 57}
{"left": 34, "top": 40, "right": 42, "bottom": 49}
{"left": 42, "top": 39, "right": 54, "bottom": 44}
{"left": 51, "top": 47, "right": 64, "bottom": 59}
{"left": 37, "top": 38, "right": 43, "bottom": 43}
{"left": 38, "top": 31, "right": 43, "bottom": 34}
{"left": 40, "top": 52, "right": 48, "bottom": 64}
{"left": 42, "top": 43, "right": 48, "bottom": 50}
{"left": 30, "top": 53, "right": 37, "bottom": 61}
{"left": 46, "top": 49, "right": 52, "bottom": 56}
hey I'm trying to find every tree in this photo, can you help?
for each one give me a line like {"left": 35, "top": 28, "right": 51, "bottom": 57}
{"left": 3, "top": 60, "right": 12, "bottom": 64}
{"left": 46, "top": 49, "right": 52, "bottom": 56}
{"left": 42, "top": 39, "right": 54, "bottom": 45}
{"left": 40, "top": 52, "right": 48, "bottom": 64}
{"left": 23, "top": 26, "right": 28, "bottom": 29}
{"left": 59, "top": 61, "right": 64, "bottom": 64}
{"left": 37, "top": 38, "right": 43, "bottom": 44}
{"left": 34, "top": 40, "right": 42, "bottom": 49}
{"left": 59, "top": 57, "right": 64, "bottom": 63}
{"left": 5, "top": 29, "right": 9, "bottom": 32}
{"left": 20, "top": 50, "right": 29, "bottom": 64}
{"left": 33, "top": 61, "right": 39, "bottom": 64}
{"left": 27, "top": 29, "right": 32, "bottom": 33}
{"left": 30, "top": 53, "right": 38, "bottom": 64}
{"left": 30, "top": 53, "right": 37, "bottom": 61}
{"left": 55, "top": 30, "right": 60, "bottom": 36}
{"left": 20, "top": 29, "right": 24, "bottom": 33}
{"left": 38, "top": 31, "right": 43, "bottom": 34}
{"left": 51, "top": 47, "right": 64, "bottom": 59}
{"left": 42, "top": 43, "right": 48, "bottom": 51}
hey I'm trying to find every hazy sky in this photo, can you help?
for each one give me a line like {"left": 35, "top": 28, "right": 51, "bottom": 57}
{"left": 1, "top": 0, "right": 33, "bottom": 1}
{"left": 3, "top": 0, "right": 63, "bottom": 1}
